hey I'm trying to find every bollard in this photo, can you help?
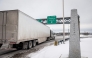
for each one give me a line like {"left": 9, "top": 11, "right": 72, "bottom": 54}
{"left": 54, "top": 40, "right": 58, "bottom": 46}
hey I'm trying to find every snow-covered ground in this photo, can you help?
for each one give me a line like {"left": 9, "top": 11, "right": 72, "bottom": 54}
{"left": 26, "top": 37, "right": 92, "bottom": 58}
{"left": 80, "top": 35, "right": 92, "bottom": 38}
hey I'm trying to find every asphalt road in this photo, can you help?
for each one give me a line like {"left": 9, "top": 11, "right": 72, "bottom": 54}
{"left": 0, "top": 35, "right": 70, "bottom": 58}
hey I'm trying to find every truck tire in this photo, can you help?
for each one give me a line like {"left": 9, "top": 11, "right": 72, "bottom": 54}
{"left": 23, "top": 42, "right": 28, "bottom": 50}
{"left": 33, "top": 40, "right": 36, "bottom": 47}
{"left": 0, "top": 44, "right": 2, "bottom": 47}
{"left": 28, "top": 41, "right": 32, "bottom": 49}
{"left": 47, "top": 37, "right": 50, "bottom": 41}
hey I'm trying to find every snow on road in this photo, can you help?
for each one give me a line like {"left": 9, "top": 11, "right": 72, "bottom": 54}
{"left": 26, "top": 38, "right": 92, "bottom": 58}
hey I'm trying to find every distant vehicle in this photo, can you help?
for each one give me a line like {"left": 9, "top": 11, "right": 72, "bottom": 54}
{"left": 0, "top": 10, "right": 55, "bottom": 50}
{"left": 50, "top": 31, "right": 55, "bottom": 40}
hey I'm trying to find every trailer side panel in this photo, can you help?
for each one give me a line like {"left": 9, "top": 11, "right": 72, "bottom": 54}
{"left": 17, "top": 10, "right": 50, "bottom": 43}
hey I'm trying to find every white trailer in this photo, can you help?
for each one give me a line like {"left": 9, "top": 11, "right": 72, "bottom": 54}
{"left": 0, "top": 10, "right": 51, "bottom": 50}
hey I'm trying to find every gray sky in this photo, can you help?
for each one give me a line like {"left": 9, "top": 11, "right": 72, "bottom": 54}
{"left": 0, "top": 0, "right": 92, "bottom": 33}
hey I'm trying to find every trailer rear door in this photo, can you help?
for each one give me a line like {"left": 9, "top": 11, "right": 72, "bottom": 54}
{"left": 0, "top": 11, "right": 7, "bottom": 43}
{"left": 0, "top": 10, "right": 18, "bottom": 44}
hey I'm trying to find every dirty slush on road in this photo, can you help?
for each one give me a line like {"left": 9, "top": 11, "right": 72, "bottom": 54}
{"left": 0, "top": 40, "right": 54, "bottom": 58}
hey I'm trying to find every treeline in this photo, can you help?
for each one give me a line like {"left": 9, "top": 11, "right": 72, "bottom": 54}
{"left": 54, "top": 32, "right": 70, "bottom": 36}
{"left": 54, "top": 32, "right": 92, "bottom": 36}
{"left": 81, "top": 32, "right": 92, "bottom": 35}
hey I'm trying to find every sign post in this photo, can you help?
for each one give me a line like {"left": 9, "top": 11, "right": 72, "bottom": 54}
{"left": 62, "top": 0, "right": 65, "bottom": 44}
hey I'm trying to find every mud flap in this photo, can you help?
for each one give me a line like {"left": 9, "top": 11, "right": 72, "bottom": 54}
{"left": 0, "top": 42, "right": 9, "bottom": 49}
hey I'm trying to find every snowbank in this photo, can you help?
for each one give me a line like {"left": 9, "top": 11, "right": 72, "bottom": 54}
{"left": 26, "top": 38, "right": 92, "bottom": 58}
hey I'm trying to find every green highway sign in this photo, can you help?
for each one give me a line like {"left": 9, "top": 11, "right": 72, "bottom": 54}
{"left": 37, "top": 19, "right": 42, "bottom": 23}
{"left": 47, "top": 16, "right": 56, "bottom": 24}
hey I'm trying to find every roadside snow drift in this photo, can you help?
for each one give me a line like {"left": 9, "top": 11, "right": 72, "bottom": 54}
{"left": 27, "top": 38, "right": 92, "bottom": 58}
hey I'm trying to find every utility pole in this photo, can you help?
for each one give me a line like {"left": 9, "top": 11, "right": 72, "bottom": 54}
{"left": 62, "top": 0, "right": 65, "bottom": 44}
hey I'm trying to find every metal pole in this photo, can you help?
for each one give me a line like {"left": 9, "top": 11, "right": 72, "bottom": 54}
{"left": 62, "top": 0, "right": 65, "bottom": 44}
{"left": 68, "top": 24, "right": 69, "bottom": 37}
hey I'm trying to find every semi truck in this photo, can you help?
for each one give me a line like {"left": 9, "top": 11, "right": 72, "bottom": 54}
{"left": 0, "top": 10, "right": 54, "bottom": 50}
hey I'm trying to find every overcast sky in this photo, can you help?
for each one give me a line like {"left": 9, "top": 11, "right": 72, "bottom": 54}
{"left": 0, "top": 0, "right": 92, "bottom": 33}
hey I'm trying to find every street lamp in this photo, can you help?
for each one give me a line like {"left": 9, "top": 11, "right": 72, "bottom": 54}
{"left": 62, "top": 0, "right": 65, "bottom": 44}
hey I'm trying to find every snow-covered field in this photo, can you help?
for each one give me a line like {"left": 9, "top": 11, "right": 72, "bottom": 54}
{"left": 26, "top": 37, "right": 92, "bottom": 58}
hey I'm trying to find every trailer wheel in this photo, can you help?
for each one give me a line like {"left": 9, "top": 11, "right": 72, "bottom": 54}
{"left": 47, "top": 37, "right": 50, "bottom": 41}
{"left": 28, "top": 41, "right": 32, "bottom": 49}
{"left": 33, "top": 40, "right": 36, "bottom": 47}
{"left": 0, "top": 44, "right": 2, "bottom": 48}
{"left": 23, "top": 42, "right": 28, "bottom": 50}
